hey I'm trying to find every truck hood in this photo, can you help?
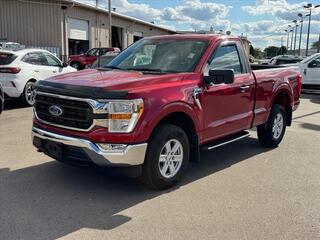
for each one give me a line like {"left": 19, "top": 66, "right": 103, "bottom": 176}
{"left": 44, "top": 69, "right": 185, "bottom": 92}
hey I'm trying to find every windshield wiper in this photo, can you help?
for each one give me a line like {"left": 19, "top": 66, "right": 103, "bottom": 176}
{"left": 126, "top": 68, "right": 173, "bottom": 74}
{"left": 97, "top": 66, "right": 123, "bottom": 71}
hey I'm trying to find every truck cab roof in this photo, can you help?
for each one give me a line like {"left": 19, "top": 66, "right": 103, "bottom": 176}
{"left": 146, "top": 34, "right": 240, "bottom": 42}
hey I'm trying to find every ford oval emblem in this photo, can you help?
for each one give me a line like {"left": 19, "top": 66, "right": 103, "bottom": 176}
{"left": 49, "top": 105, "right": 63, "bottom": 117}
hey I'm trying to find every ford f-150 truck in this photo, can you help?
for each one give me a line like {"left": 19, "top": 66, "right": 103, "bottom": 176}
{"left": 32, "top": 34, "right": 301, "bottom": 190}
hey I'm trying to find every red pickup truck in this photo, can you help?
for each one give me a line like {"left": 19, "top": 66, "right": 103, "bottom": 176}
{"left": 32, "top": 34, "right": 301, "bottom": 190}
{"left": 68, "top": 47, "right": 120, "bottom": 70}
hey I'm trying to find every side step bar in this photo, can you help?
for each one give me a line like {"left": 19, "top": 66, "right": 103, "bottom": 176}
{"left": 203, "top": 131, "right": 250, "bottom": 150}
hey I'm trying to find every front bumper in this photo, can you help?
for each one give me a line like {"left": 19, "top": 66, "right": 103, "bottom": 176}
{"left": 32, "top": 127, "right": 148, "bottom": 166}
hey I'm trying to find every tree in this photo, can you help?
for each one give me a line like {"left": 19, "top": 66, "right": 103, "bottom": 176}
{"left": 248, "top": 45, "right": 264, "bottom": 59}
{"left": 277, "top": 46, "right": 287, "bottom": 55}
{"left": 264, "top": 46, "right": 285, "bottom": 58}
{"left": 253, "top": 47, "right": 264, "bottom": 59}
{"left": 250, "top": 45, "right": 256, "bottom": 56}
{"left": 312, "top": 41, "right": 320, "bottom": 49}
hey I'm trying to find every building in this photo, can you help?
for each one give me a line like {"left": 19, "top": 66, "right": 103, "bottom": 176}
{"left": 0, "top": 0, "right": 175, "bottom": 60}
{"left": 239, "top": 36, "right": 251, "bottom": 56}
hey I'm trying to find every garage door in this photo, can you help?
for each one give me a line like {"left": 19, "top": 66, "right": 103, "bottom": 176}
{"left": 68, "top": 18, "right": 89, "bottom": 41}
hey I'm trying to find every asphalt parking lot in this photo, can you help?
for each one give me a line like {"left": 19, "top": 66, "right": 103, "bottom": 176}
{"left": 0, "top": 93, "right": 319, "bottom": 240}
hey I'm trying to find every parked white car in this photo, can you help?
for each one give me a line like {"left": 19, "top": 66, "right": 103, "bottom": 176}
{"left": 0, "top": 42, "right": 23, "bottom": 51}
{"left": 0, "top": 49, "right": 76, "bottom": 105}
{"left": 298, "top": 53, "right": 320, "bottom": 88}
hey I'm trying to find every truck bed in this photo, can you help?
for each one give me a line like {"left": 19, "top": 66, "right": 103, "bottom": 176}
{"left": 251, "top": 65, "right": 301, "bottom": 127}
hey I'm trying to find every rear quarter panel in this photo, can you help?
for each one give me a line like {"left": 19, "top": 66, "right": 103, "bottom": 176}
{"left": 252, "top": 67, "right": 300, "bottom": 126}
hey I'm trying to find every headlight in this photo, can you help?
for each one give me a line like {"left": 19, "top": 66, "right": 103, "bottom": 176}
{"left": 107, "top": 99, "right": 144, "bottom": 133}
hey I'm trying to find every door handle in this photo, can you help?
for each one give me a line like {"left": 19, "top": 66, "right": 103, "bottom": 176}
{"left": 239, "top": 85, "right": 250, "bottom": 92}
{"left": 53, "top": 71, "right": 57, "bottom": 73}
{"left": 303, "top": 69, "right": 307, "bottom": 75}
{"left": 34, "top": 70, "right": 39, "bottom": 73}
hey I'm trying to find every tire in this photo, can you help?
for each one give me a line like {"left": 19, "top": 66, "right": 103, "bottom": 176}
{"left": 0, "top": 88, "right": 4, "bottom": 114}
{"left": 140, "top": 124, "right": 190, "bottom": 190}
{"left": 22, "top": 81, "right": 36, "bottom": 106}
{"left": 70, "top": 62, "right": 81, "bottom": 70}
{"left": 257, "top": 104, "right": 287, "bottom": 148}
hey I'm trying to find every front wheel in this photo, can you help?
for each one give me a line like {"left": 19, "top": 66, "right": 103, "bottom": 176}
{"left": 257, "top": 104, "right": 287, "bottom": 148}
{"left": 140, "top": 124, "right": 190, "bottom": 190}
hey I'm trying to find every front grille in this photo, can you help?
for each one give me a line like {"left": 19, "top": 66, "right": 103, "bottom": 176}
{"left": 35, "top": 94, "right": 93, "bottom": 130}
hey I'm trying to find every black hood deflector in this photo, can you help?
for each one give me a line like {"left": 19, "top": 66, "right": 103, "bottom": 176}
{"left": 35, "top": 80, "right": 128, "bottom": 99}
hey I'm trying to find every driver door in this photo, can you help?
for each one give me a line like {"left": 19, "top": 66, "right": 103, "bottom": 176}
{"left": 304, "top": 56, "right": 320, "bottom": 85}
{"left": 200, "top": 42, "right": 255, "bottom": 142}
{"left": 86, "top": 48, "right": 99, "bottom": 65}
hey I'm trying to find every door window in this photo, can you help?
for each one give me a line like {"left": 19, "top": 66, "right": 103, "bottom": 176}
{"left": 22, "top": 52, "right": 47, "bottom": 66}
{"left": 43, "top": 53, "right": 61, "bottom": 67}
{"left": 309, "top": 57, "right": 320, "bottom": 68}
{"left": 206, "top": 45, "right": 242, "bottom": 75}
{"left": 86, "top": 49, "right": 99, "bottom": 56}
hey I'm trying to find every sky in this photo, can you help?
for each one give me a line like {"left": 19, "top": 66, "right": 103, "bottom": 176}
{"left": 78, "top": 0, "right": 320, "bottom": 50}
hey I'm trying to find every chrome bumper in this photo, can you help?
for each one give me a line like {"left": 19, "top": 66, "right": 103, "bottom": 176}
{"left": 32, "top": 127, "right": 148, "bottom": 166}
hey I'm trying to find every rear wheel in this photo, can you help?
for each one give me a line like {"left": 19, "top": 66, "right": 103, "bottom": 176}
{"left": 140, "top": 124, "right": 190, "bottom": 190}
{"left": 70, "top": 62, "right": 81, "bottom": 70}
{"left": 22, "top": 81, "right": 36, "bottom": 106}
{"left": 0, "top": 86, "right": 4, "bottom": 114}
{"left": 257, "top": 104, "right": 287, "bottom": 147}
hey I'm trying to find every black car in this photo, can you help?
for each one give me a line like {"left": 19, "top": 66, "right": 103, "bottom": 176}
{"left": 0, "top": 84, "right": 4, "bottom": 114}
{"left": 269, "top": 55, "right": 304, "bottom": 65}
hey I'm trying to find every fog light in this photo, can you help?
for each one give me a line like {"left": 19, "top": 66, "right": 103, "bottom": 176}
{"left": 97, "top": 143, "right": 127, "bottom": 152}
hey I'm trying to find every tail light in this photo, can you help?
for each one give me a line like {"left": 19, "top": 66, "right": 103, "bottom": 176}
{"left": 0, "top": 67, "right": 21, "bottom": 74}
{"left": 296, "top": 74, "right": 302, "bottom": 96}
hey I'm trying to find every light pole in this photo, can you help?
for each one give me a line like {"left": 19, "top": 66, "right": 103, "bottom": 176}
{"left": 298, "top": 13, "right": 304, "bottom": 56}
{"left": 290, "top": 26, "right": 294, "bottom": 54}
{"left": 292, "top": 20, "right": 299, "bottom": 55}
{"left": 108, "top": 0, "right": 112, "bottom": 47}
{"left": 304, "top": 3, "right": 320, "bottom": 56}
{"left": 285, "top": 29, "right": 290, "bottom": 51}
{"left": 318, "top": 33, "right": 320, "bottom": 53}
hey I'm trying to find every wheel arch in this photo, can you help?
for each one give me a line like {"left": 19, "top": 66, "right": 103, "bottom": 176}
{"left": 147, "top": 104, "right": 201, "bottom": 162}
{"left": 271, "top": 88, "right": 293, "bottom": 126}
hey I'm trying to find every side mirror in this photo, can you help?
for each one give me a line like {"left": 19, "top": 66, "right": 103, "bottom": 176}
{"left": 204, "top": 69, "right": 234, "bottom": 85}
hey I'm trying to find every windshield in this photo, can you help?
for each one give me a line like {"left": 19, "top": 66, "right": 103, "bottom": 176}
{"left": 301, "top": 54, "right": 317, "bottom": 64}
{"left": 107, "top": 39, "right": 208, "bottom": 73}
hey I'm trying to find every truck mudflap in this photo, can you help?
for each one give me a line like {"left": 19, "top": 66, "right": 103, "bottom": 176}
{"left": 32, "top": 127, "right": 147, "bottom": 166}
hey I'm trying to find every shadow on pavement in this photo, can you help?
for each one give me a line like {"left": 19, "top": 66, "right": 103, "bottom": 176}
{"left": 293, "top": 110, "right": 320, "bottom": 120}
{"left": 300, "top": 123, "right": 320, "bottom": 132}
{"left": 4, "top": 98, "right": 30, "bottom": 111}
{"left": 301, "top": 93, "right": 320, "bottom": 104}
{"left": 0, "top": 136, "right": 270, "bottom": 240}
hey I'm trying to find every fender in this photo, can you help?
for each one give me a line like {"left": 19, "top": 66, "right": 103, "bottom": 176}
{"left": 263, "top": 82, "right": 293, "bottom": 124}
{"left": 271, "top": 82, "right": 294, "bottom": 108}
{"left": 16, "top": 75, "right": 39, "bottom": 93}
{"left": 142, "top": 101, "right": 201, "bottom": 140}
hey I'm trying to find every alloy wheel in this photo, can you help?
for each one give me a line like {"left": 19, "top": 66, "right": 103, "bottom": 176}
{"left": 158, "top": 139, "right": 184, "bottom": 179}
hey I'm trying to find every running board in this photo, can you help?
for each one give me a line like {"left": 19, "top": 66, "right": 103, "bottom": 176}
{"left": 203, "top": 131, "right": 250, "bottom": 150}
